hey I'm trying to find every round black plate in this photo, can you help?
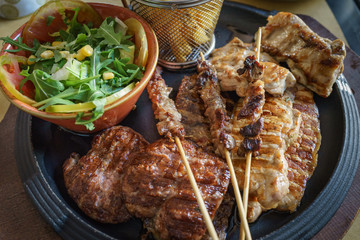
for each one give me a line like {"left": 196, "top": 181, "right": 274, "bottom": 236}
{"left": 15, "top": 2, "right": 360, "bottom": 240}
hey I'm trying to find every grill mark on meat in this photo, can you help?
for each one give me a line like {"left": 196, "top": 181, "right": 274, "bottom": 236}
{"left": 122, "top": 139, "right": 230, "bottom": 240}
{"left": 277, "top": 85, "right": 321, "bottom": 212}
{"left": 231, "top": 90, "right": 299, "bottom": 222}
{"left": 147, "top": 69, "right": 185, "bottom": 139}
{"left": 237, "top": 94, "right": 264, "bottom": 119}
{"left": 261, "top": 12, "right": 346, "bottom": 97}
{"left": 63, "top": 126, "right": 149, "bottom": 224}
{"left": 175, "top": 75, "right": 214, "bottom": 152}
{"left": 241, "top": 138, "right": 262, "bottom": 152}
{"left": 197, "top": 59, "right": 235, "bottom": 155}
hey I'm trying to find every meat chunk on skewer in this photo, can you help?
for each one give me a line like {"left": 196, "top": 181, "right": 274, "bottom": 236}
{"left": 277, "top": 85, "right": 321, "bottom": 211}
{"left": 121, "top": 139, "right": 230, "bottom": 240}
{"left": 197, "top": 59, "right": 235, "bottom": 156}
{"left": 175, "top": 74, "right": 214, "bottom": 152}
{"left": 63, "top": 126, "right": 149, "bottom": 223}
{"left": 147, "top": 69, "right": 185, "bottom": 139}
{"left": 261, "top": 12, "right": 346, "bottom": 97}
{"left": 210, "top": 37, "right": 296, "bottom": 97}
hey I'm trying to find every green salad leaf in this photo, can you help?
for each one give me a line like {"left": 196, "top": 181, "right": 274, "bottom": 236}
{"left": 0, "top": 7, "right": 145, "bottom": 131}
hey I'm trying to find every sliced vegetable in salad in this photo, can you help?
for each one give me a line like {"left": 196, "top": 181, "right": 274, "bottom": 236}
{"left": 0, "top": 5, "right": 147, "bottom": 131}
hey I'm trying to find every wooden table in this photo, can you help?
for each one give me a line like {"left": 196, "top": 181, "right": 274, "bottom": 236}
{"left": 0, "top": 0, "right": 359, "bottom": 239}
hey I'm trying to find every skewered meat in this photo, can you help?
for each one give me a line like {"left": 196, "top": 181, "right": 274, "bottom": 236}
{"left": 121, "top": 139, "right": 230, "bottom": 240}
{"left": 147, "top": 68, "right": 185, "bottom": 139}
{"left": 277, "top": 85, "right": 321, "bottom": 211}
{"left": 63, "top": 126, "right": 149, "bottom": 224}
{"left": 210, "top": 37, "right": 296, "bottom": 97}
{"left": 232, "top": 90, "right": 300, "bottom": 222}
{"left": 175, "top": 74, "right": 214, "bottom": 152}
{"left": 197, "top": 59, "right": 235, "bottom": 156}
{"left": 236, "top": 55, "right": 265, "bottom": 154}
{"left": 261, "top": 12, "right": 346, "bottom": 97}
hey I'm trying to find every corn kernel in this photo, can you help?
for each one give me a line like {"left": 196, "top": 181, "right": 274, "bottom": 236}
{"left": 27, "top": 55, "right": 36, "bottom": 65}
{"left": 79, "top": 45, "right": 93, "bottom": 57}
{"left": 75, "top": 53, "right": 86, "bottom": 61}
{"left": 40, "top": 50, "right": 54, "bottom": 59}
{"left": 52, "top": 41, "right": 63, "bottom": 47}
{"left": 103, "top": 72, "right": 115, "bottom": 80}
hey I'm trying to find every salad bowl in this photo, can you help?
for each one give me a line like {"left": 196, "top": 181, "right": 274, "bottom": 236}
{"left": 0, "top": 2, "right": 158, "bottom": 133}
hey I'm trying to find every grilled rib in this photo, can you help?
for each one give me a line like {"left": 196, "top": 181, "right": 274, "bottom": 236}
{"left": 210, "top": 37, "right": 296, "bottom": 97}
{"left": 197, "top": 59, "right": 235, "bottom": 156}
{"left": 261, "top": 12, "right": 346, "bottom": 97}
{"left": 147, "top": 68, "right": 185, "bottom": 139}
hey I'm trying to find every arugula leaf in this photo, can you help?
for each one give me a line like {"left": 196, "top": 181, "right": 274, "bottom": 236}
{"left": 95, "top": 17, "right": 123, "bottom": 46}
{"left": 0, "top": 37, "right": 36, "bottom": 53}
{"left": 28, "top": 70, "right": 65, "bottom": 101}
{"left": 46, "top": 16, "right": 55, "bottom": 26}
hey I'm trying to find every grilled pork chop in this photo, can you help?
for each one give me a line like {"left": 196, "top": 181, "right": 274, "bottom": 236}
{"left": 210, "top": 37, "right": 295, "bottom": 97}
{"left": 63, "top": 126, "right": 149, "bottom": 223}
{"left": 261, "top": 12, "right": 346, "bottom": 97}
{"left": 231, "top": 90, "right": 301, "bottom": 222}
{"left": 277, "top": 85, "right": 321, "bottom": 211}
{"left": 121, "top": 139, "right": 230, "bottom": 240}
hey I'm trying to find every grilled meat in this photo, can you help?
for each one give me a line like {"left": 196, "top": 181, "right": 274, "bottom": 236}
{"left": 261, "top": 12, "right": 346, "bottom": 97}
{"left": 175, "top": 74, "right": 214, "bottom": 152}
{"left": 121, "top": 139, "right": 230, "bottom": 240}
{"left": 232, "top": 90, "right": 300, "bottom": 222}
{"left": 63, "top": 126, "right": 149, "bottom": 224}
{"left": 197, "top": 59, "right": 235, "bottom": 156}
{"left": 147, "top": 69, "right": 185, "bottom": 139}
{"left": 210, "top": 37, "right": 295, "bottom": 97}
{"left": 277, "top": 85, "right": 321, "bottom": 211}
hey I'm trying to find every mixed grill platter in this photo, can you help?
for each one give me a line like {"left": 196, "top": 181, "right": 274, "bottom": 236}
{"left": 14, "top": 2, "right": 360, "bottom": 240}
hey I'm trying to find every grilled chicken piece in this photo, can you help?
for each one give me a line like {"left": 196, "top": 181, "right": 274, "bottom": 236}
{"left": 261, "top": 12, "right": 346, "bottom": 97}
{"left": 232, "top": 90, "right": 300, "bottom": 222}
{"left": 210, "top": 37, "right": 295, "bottom": 97}
{"left": 277, "top": 85, "right": 321, "bottom": 211}
{"left": 121, "top": 139, "right": 230, "bottom": 240}
{"left": 197, "top": 59, "right": 235, "bottom": 156}
{"left": 63, "top": 126, "right": 149, "bottom": 223}
{"left": 175, "top": 74, "right": 214, "bottom": 152}
{"left": 147, "top": 68, "right": 185, "bottom": 139}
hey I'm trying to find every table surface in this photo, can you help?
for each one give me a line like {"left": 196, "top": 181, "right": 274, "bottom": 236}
{"left": 0, "top": 0, "right": 359, "bottom": 240}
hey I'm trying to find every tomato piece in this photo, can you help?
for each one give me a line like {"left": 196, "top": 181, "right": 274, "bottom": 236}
{"left": 22, "top": 0, "right": 103, "bottom": 47}
{"left": 0, "top": 54, "right": 36, "bottom": 104}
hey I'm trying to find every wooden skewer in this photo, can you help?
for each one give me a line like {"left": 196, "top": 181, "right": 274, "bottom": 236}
{"left": 199, "top": 52, "right": 252, "bottom": 240}
{"left": 174, "top": 136, "right": 219, "bottom": 240}
{"left": 240, "top": 27, "right": 262, "bottom": 240}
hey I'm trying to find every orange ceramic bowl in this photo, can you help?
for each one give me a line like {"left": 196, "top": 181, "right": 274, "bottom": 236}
{"left": 0, "top": 3, "right": 158, "bottom": 133}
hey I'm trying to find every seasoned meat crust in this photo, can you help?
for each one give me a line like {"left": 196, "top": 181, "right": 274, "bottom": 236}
{"left": 261, "top": 12, "right": 346, "bottom": 97}
{"left": 122, "top": 139, "right": 230, "bottom": 240}
{"left": 63, "top": 126, "right": 149, "bottom": 224}
{"left": 175, "top": 74, "right": 214, "bottom": 152}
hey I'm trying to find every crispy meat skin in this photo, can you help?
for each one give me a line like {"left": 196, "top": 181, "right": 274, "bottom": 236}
{"left": 261, "top": 12, "right": 346, "bottom": 97}
{"left": 175, "top": 74, "right": 214, "bottom": 152}
{"left": 122, "top": 139, "right": 230, "bottom": 240}
{"left": 277, "top": 85, "right": 321, "bottom": 211}
{"left": 210, "top": 37, "right": 295, "bottom": 97}
{"left": 63, "top": 126, "right": 149, "bottom": 223}
{"left": 147, "top": 69, "right": 185, "bottom": 139}
{"left": 197, "top": 60, "right": 235, "bottom": 155}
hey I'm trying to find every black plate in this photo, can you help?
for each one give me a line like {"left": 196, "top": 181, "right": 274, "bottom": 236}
{"left": 15, "top": 2, "right": 360, "bottom": 240}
